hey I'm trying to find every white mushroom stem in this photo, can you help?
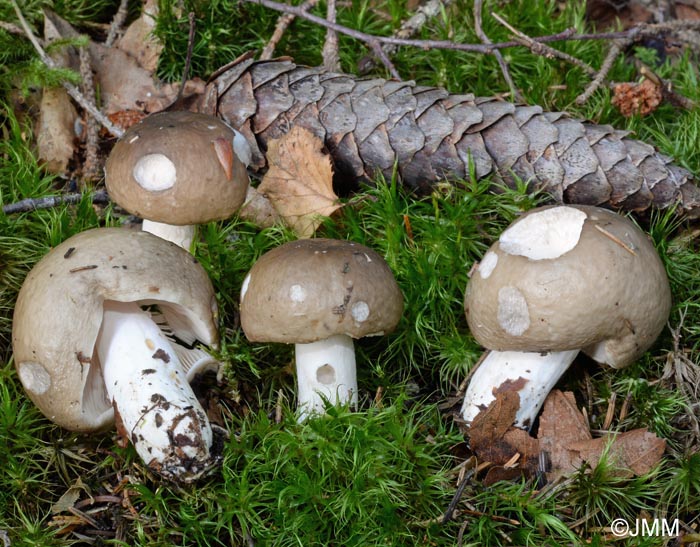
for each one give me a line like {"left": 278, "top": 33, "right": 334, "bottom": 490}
{"left": 461, "top": 349, "right": 579, "bottom": 430}
{"left": 294, "top": 333, "right": 358, "bottom": 421}
{"left": 141, "top": 220, "right": 195, "bottom": 251}
{"left": 97, "top": 301, "right": 213, "bottom": 480}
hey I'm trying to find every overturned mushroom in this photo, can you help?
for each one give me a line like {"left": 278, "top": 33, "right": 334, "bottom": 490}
{"left": 105, "top": 111, "right": 252, "bottom": 249}
{"left": 239, "top": 239, "right": 403, "bottom": 419}
{"left": 12, "top": 228, "right": 221, "bottom": 482}
{"left": 462, "top": 205, "right": 671, "bottom": 429}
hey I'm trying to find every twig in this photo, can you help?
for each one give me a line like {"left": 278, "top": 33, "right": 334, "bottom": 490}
{"left": 176, "top": 12, "right": 197, "bottom": 105}
{"left": 474, "top": 0, "right": 523, "bottom": 102}
{"left": 442, "top": 467, "right": 477, "bottom": 524}
{"left": 2, "top": 191, "right": 110, "bottom": 215}
{"left": 247, "top": 0, "right": 700, "bottom": 55}
{"left": 105, "top": 0, "right": 129, "bottom": 47}
{"left": 575, "top": 39, "right": 628, "bottom": 105}
{"left": 10, "top": 0, "right": 124, "bottom": 138}
{"left": 260, "top": 0, "right": 320, "bottom": 60}
{"left": 0, "top": 20, "right": 25, "bottom": 36}
{"left": 79, "top": 44, "right": 100, "bottom": 183}
{"left": 358, "top": 0, "right": 454, "bottom": 75}
{"left": 638, "top": 62, "right": 697, "bottom": 110}
{"left": 491, "top": 11, "right": 597, "bottom": 78}
{"left": 322, "top": 0, "right": 340, "bottom": 72}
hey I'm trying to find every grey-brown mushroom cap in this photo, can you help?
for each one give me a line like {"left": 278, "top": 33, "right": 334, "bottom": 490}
{"left": 240, "top": 239, "right": 404, "bottom": 344}
{"left": 464, "top": 205, "right": 671, "bottom": 369}
{"left": 11, "top": 227, "right": 219, "bottom": 432}
{"left": 105, "top": 111, "right": 249, "bottom": 225}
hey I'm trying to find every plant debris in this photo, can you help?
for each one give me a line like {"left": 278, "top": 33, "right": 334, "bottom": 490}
{"left": 258, "top": 126, "right": 340, "bottom": 238}
{"left": 611, "top": 79, "right": 663, "bottom": 117}
{"left": 467, "top": 389, "right": 666, "bottom": 485}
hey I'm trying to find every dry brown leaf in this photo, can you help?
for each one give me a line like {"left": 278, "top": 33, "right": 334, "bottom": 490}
{"left": 42, "top": 10, "right": 189, "bottom": 116}
{"left": 537, "top": 390, "right": 592, "bottom": 481}
{"left": 258, "top": 126, "right": 340, "bottom": 238}
{"left": 537, "top": 390, "right": 665, "bottom": 480}
{"left": 569, "top": 428, "right": 666, "bottom": 477}
{"left": 469, "top": 390, "right": 540, "bottom": 485}
{"left": 116, "top": 0, "right": 163, "bottom": 73}
{"left": 36, "top": 88, "right": 78, "bottom": 173}
{"left": 37, "top": 10, "right": 79, "bottom": 173}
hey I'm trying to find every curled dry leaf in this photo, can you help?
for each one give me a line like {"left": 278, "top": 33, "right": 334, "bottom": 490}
{"left": 468, "top": 390, "right": 541, "bottom": 485}
{"left": 568, "top": 428, "right": 666, "bottom": 478}
{"left": 116, "top": 0, "right": 163, "bottom": 73}
{"left": 37, "top": 88, "right": 78, "bottom": 173}
{"left": 537, "top": 390, "right": 666, "bottom": 481}
{"left": 537, "top": 390, "right": 592, "bottom": 482}
{"left": 467, "top": 389, "right": 666, "bottom": 485}
{"left": 37, "top": 10, "right": 78, "bottom": 173}
{"left": 258, "top": 126, "right": 340, "bottom": 238}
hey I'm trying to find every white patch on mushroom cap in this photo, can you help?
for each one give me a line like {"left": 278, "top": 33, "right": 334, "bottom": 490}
{"left": 497, "top": 286, "right": 530, "bottom": 336}
{"left": 498, "top": 206, "right": 586, "bottom": 260}
{"left": 351, "top": 301, "right": 370, "bottom": 322}
{"left": 478, "top": 251, "right": 499, "bottom": 279}
{"left": 289, "top": 284, "right": 306, "bottom": 303}
{"left": 240, "top": 273, "right": 252, "bottom": 301}
{"left": 17, "top": 362, "right": 51, "bottom": 395}
{"left": 133, "top": 153, "right": 177, "bottom": 191}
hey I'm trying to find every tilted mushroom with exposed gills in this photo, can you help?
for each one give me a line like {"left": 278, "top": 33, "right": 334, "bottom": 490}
{"left": 105, "top": 110, "right": 252, "bottom": 250}
{"left": 462, "top": 205, "right": 671, "bottom": 429}
{"left": 239, "top": 239, "right": 403, "bottom": 420}
{"left": 12, "top": 228, "right": 222, "bottom": 482}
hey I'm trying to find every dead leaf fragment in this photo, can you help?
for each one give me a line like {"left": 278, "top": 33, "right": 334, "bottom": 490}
{"left": 537, "top": 390, "right": 666, "bottom": 481}
{"left": 258, "top": 126, "right": 340, "bottom": 238}
{"left": 37, "top": 88, "right": 78, "bottom": 173}
{"left": 116, "top": 0, "right": 163, "bottom": 73}
{"left": 569, "top": 428, "right": 666, "bottom": 477}
{"left": 469, "top": 390, "right": 540, "bottom": 485}
{"left": 537, "top": 390, "right": 592, "bottom": 481}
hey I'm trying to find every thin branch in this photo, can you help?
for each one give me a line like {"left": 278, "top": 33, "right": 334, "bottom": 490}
{"left": 322, "top": 0, "right": 340, "bottom": 72}
{"left": 358, "top": 0, "right": 454, "bottom": 75}
{"left": 491, "top": 11, "right": 597, "bottom": 78}
{"left": 575, "top": 39, "right": 628, "bottom": 105}
{"left": 10, "top": 0, "right": 124, "bottom": 138}
{"left": 245, "top": 0, "right": 700, "bottom": 54}
{"left": 368, "top": 41, "right": 402, "bottom": 80}
{"left": 2, "top": 191, "right": 110, "bottom": 215}
{"left": 79, "top": 43, "right": 100, "bottom": 183}
{"left": 260, "top": 0, "right": 320, "bottom": 60}
{"left": 473, "top": 0, "right": 523, "bottom": 102}
{"left": 105, "top": 0, "right": 129, "bottom": 47}
{"left": 175, "top": 12, "right": 197, "bottom": 104}
{"left": 0, "top": 19, "right": 25, "bottom": 36}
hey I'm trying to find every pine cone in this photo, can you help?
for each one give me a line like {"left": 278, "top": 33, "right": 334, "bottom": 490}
{"left": 209, "top": 54, "right": 700, "bottom": 216}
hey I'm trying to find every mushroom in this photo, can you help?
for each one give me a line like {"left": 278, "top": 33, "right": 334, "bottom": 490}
{"left": 239, "top": 239, "right": 403, "bottom": 419}
{"left": 462, "top": 205, "right": 671, "bottom": 429}
{"left": 105, "top": 110, "right": 252, "bottom": 250}
{"left": 12, "top": 227, "right": 221, "bottom": 482}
